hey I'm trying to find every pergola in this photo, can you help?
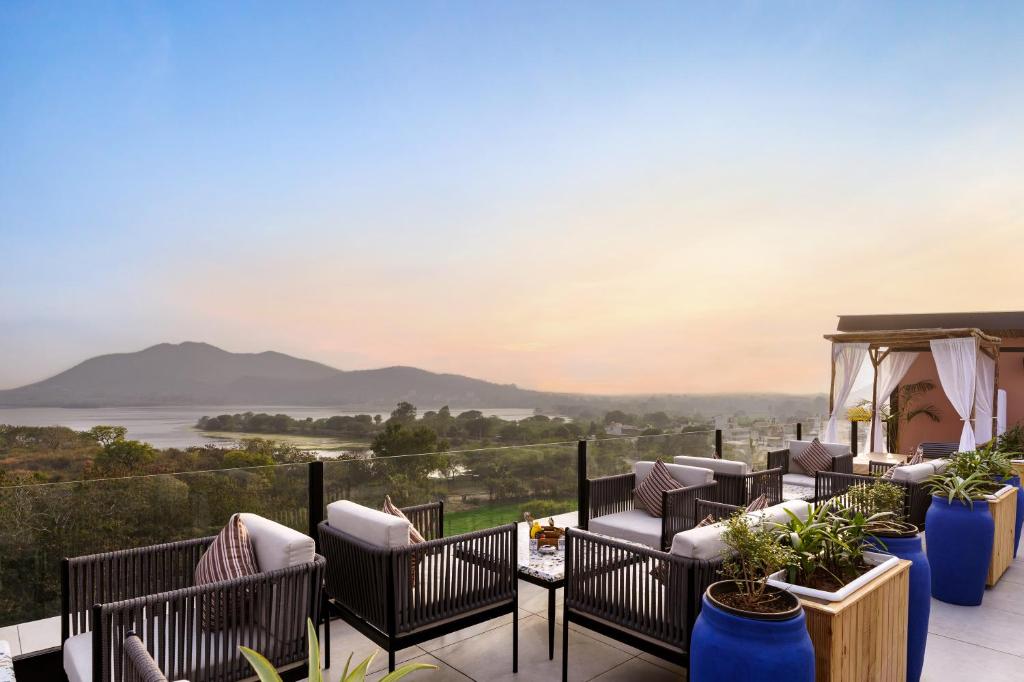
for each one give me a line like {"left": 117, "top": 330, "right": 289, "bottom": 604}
{"left": 822, "top": 327, "right": 1003, "bottom": 452}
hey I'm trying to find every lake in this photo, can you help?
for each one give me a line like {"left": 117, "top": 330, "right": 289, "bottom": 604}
{"left": 0, "top": 405, "right": 546, "bottom": 449}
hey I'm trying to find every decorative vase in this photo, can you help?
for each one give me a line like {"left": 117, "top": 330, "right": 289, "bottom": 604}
{"left": 925, "top": 495, "right": 994, "bottom": 606}
{"left": 691, "top": 582, "right": 814, "bottom": 682}
{"left": 869, "top": 532, "right": 930, "bottom": 682}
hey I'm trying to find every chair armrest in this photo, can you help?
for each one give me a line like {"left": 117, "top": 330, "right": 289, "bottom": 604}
{"left": 831, "top": 453, "right": 854, "bottom": 474}
{"left": 587, "top": 473, "right": 636, "bottom": 522}
{"left": 394, "top": 524, "right": 516, "bottom": 634}
{"left": 401, "top": 500, "right": 444, "bottom": 540}
{"left": 123, "top": 633, "right": 169, "bottom": 682}
{"left": 695, "top": 499, "right": 742, "bottom": 523}
{"left": 868, "top": 461, "right": 893, "bottom": 476}
{"left": 62, "top": 536, "right": 214, "bottom": 643}
{"left": 713, "top": 468, "right": 783, "bottom": 506}
{"left": 662, "top": 481, "right": 719, "bottom": 549}
{"left": 767, "top": 449, "right": 790, "bottom": 474}
{"left": 93, "top": 557, "right": 325, "bottom": 682}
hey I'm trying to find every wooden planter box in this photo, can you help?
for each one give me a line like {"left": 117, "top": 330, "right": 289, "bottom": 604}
{"left": 987, "top": 484, "right": 1017, "bottom": 586}
{"left": 797, "top": 560, "right": 910, "bottom": 682}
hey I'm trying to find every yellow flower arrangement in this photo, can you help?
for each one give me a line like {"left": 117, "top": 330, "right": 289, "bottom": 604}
{"left": 846, "top": 405, "right": 872, "bottom": 422}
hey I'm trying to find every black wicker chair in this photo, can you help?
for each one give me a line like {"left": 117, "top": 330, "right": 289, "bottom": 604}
{"left": 865, "top": 462, "right": 935, "bottom": 528}
{"left": 674, "top": 456, "right": 783, "bottom": 507}
{"left": 580, "top": 461, "right": 719, "bottom": 551}
{"left": 915, "top": 441, "right": 959, "bottom": 459}
{"left": 562, "top": 528, "right": 724, "bottom": 680}
{"left": 61, "top": 516, "right": 325, "bottom": 682}
{"left": 122, "top": 634, "right": 168, "bottom": 682}
{"left": 319, "top": 500, "right": 517, "bottom": 674}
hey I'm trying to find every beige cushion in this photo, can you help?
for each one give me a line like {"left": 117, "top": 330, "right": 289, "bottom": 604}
{"left": 674, "top": 456, "right": 749, "bottom": 476}
{"left": 670, "top": 523, "right": 729, "bottom": 560}
{"left": 327, "top": 500, "right": 410, "bottom": 548}
{"left": 238, "top": 513, "right": 315, "bottom": 571}
{"left": 892, "top": 462, "right": 937, "bottom": 484}
{"left": 588, "top": 510, "right": 662, "bottom": 549}
{"left": 635, "top": 461, "right": 713, "bottom": 488}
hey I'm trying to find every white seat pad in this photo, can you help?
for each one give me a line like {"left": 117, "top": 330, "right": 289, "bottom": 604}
{"left": 782, "top": 473, "right": 816, "bottom": 488}
{"left": 673, "top": 456, "right": 749, "bottom": 476}
{"left": 588, "top": 510, "right": 662, "bottom": 549}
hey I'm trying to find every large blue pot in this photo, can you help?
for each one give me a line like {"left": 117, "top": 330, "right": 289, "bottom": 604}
{"left": 868, "top": 533, "right": 930, "bottom": 682}
{"left": 691, "top": 584, "right": 814, "bottom": 682}
{"left": 925, "top": 495, "right": 993, "bottom": 606}
{"left": 999, "top": 475, "right": 1023, "bottom": 557}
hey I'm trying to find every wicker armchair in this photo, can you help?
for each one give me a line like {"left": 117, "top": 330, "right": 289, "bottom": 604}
{"left": 122, "top": 634, "right": 168, "bottom": 682}
{"left": 866, "top": 461, "right": 937, "bottom": 528}
{"left": 915, "top": 442, "right": 959, "bottom": 459}
{"left": 61, "top": 514, "right": 325, "bottom": 682}
{"left": 674, "top": 456, "right": 783, "bottom": 507}
{"left": 582, "top": 461, "right": 718, "bottom": 551}
{"left": 319, "top": 500, "right": 517, "bottom": 674}
{"left": 561, "top": 528, "right": 723, "bottom": 679}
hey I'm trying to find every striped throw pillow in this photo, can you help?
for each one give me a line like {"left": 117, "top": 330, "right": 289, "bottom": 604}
{"left": 634, "top": 460, "right": 678, "bottom": 518}
{"left": 907, "top": 452, "right": 924, "bottom": 466}
{"left": 382, "top": 495, "right": 426, "bottom": 543}
{"left": 695, "top": 514, "right": 716, "bottom": 528}
{"left": 881, "top": 464, "right": 899, "bottom": 480}
{"left": 745, "top": 494, "right": 769, "bottom": 512}
{"left": 194, "top": 514, "right": 260, "bottom": 629}
{"left": 793, "top": 438, "right": 833, "bottom": 475}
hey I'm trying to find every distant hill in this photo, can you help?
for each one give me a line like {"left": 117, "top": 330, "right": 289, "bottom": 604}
{"left": 0, "top": 342, "right": 828, "bottom": 417}
{"left": 0, "top": 342, "right": 553, "bottom": 408}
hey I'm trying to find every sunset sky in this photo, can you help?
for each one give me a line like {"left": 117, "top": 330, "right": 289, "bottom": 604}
{"left": 2, "top": 2, "right": 1023, "bottom": 394}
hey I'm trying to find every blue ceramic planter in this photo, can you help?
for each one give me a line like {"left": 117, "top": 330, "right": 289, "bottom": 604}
{"left": 925, "top": 495, "right": 993, "bottom": 606}
{"left": 869, "top": 533, "right": 930, "bottom": 682}
{"left": 691, "top": 586, "right": 814, "bottom": 682}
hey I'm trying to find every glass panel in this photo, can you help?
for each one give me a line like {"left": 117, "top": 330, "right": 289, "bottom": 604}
{"left": 586, "top": 431, "right": 716, "bottom": 478}
{"left": 0, "top": 463, "right": 308, "bottom": 628}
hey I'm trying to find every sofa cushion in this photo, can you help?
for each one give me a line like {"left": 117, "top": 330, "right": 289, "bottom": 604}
{"left": 792, "top": 438, "right": 833, "bottom": 475}
{"left": 931, "top": 458, "right": 950, "bottom": 474}
{"left": 327, "top": 500, "right": 410, "bottom": 548}
{"left": 782, "top": 473, "right": 816, "bottom": 488}
{"left": 588, "top": 510, "right": 663, "bottom": 549}
{"left": 633, "top": 460, "right": 679, "bottom": 517}
{"left": 670, "top": 523, "right": 729, "bottom": 560}
{"left": 674, "top": 456, "right": 749, "bottom": 476}
{"left": 635, "top": 461, "right": 714, "bottom": 488}
{"left": 892, "top": 462, "right": 937, "bottom": 484}
{"left": 756, "top": 500, "right": 812, "bottom": 526}
{"left": 238, "top": 513, "right": 315, "bottom": 572}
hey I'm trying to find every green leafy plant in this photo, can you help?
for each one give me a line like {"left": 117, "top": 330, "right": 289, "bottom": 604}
{"left": 240, "top": 619, "right": 436, "bottom": 682}
{"left": 718, "top": 512, "right": 795, "bottom": 612}
{"left": 845, "top": 480, "right": 906, "bottom": 520}
{"left": 945, "top": 447, "right": 1013, "bottom": 481}
{"left": 925, "top": 471, "right": 998, "bottom": 507}
{"left": 995, "top": 422, "right": 1024, "bottom": 458}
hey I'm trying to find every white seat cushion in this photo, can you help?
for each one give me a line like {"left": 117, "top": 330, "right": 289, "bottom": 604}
{"left": 754, "top": 500, "right": 812, "bottom": 526}
{"left": 635, "top": 461, "right": 713, "bottom": 488}
{"left": 782, "top": 473, "right": 816, "bottom": 488}
{"left": 588, "top": 510, "right": 662, "bottom": 549}
{"left": 238, "top": 513, "right": 315, "bottom": 572}
{"left": 673, "top": 456, "right": 749, "bottom": 476}
{"left": 931, "top": 458, "right": 950, "bottom": 475}
{"left": 327, "top": 500, "right": 410, "bottom": 548}
{"left": 64, "top": 632, "right": 91, "bottom": 682}
{"left": 670, "top": 523, "right": 728, "bottom": 560}
{"left": 892, "top": 462, "right": 937, "bottom": 484}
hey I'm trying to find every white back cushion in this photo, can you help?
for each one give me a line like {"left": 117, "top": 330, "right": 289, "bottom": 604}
{"left": 238, "top": 513, "right": 315, "bottom": 572}
{"left": 635, "top": 461, "right": 713, "bottom": 488}
{"left": 754, "top": 500, "right": 812, "bottom": 526}
{"left": 674, "top": 455, "right": 749, "bottom": 476}
{"left": 327, "top": 500, "right": 410, "bottom": 548}
{"left": 892, "top": 462, "right": 936, "bottom": 483}
{"left": 670, "top": 523, "right": 729, "bottom": 560}
{"left": 931, "top": 458, "right": 950, "bottom": 474}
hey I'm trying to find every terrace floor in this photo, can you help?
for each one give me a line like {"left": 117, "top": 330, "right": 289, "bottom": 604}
{"left": 313, "top": 548, "right": 1024, "bottom": 681}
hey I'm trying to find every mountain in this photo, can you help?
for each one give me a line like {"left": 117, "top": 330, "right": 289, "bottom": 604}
{"left": 0, "top": 342, "right": 553, "bottom": 408}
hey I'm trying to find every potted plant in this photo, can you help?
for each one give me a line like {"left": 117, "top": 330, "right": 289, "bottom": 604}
{"left": 924, "top": 471, "right": 998, "bottom": 605}
{"left": 975, "top": 445, "right": 1024, "bottom": 558}
{"left": 845, "top": 480, "right": 929, "bottom": 682}
{"left": 690, "top": 514, "right": 814, "bottom": 682}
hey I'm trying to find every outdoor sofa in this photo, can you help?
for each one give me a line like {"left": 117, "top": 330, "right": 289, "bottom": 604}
{"left": 581, "top": 461, "right": 718, "bottom": 551}
{"left": 673, "top": 455, "right": 783, "bottom": 507}
{"left": 318, "top": 500, "right": 518, "bottom": 674}
{"left": 61, "top": 513, "right": 324, "bottom": 682}
{"left": 562, "top": 498, "right": 812, "bottom": 680}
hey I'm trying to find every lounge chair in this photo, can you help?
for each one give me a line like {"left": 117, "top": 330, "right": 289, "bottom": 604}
{"left": 674, "top": 455, "right": 783, "bottom": 507}
{"left": 768, "top": 440, "right": 854, "bottom": 500}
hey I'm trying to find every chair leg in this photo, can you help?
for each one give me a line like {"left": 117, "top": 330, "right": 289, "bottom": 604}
{"left": 388, "top": 649, "right": 396, "bottom": 673}
{"left": 323, "top": 596, "right": 331, "bottom": 670}
{"left": 561, "top": 610, "right": 570, "bottom": 681}
{"left": 512, "top": 608, "right": 519, "bottom": 673}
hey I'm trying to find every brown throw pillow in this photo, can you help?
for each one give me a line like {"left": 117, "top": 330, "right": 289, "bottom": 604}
{"left": 634, "top": 460, "right": 679, "bottom": 518}
{"left": 793, "top": 438, "right": 833, "bottom": 475}
{"left": 382, "top": 496, "right": 425, "bottom": 589}
{"left": 745, "top": 494, "right": 769, "bottom": 512}
{"left": 194, "top": 514, "right": 260, "bottom": 629}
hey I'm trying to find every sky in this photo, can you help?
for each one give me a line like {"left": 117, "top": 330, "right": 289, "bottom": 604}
{"left": 2, "top": 2, "right": 1024, "bottom": 395}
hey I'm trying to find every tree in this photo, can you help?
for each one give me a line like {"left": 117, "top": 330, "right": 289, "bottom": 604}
{"left": 389, "top": 402, "right": 417, "bottom": 425}
{"left": 92, "top": 439, "right": 156, "bottom": 476}
{"left": 88, "top": 425, "right": 128, "bottom": 447}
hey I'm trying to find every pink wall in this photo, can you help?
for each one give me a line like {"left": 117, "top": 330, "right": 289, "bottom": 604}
{"left": 897, "top": 349, "right": 1024, "bottom": 453}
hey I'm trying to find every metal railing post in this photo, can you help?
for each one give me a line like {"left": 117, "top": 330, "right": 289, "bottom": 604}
{"left": 850, "top": 421, "right": 859, "bottom": 456}
{"left": 796, "top": 422, "right": 803, "bottom": 441}
{"left": 715, "top": 429, "right": 723, "bottom": 458}
{"left": 577, "top": 440, "right": 588, "bottom": 530}
{"left": 308, "top": 460, "right": 325, "bottom": 551}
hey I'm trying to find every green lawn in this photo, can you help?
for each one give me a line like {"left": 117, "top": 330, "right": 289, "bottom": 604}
{"left": 443, "top": 498, "right": 575, "bottom": 536}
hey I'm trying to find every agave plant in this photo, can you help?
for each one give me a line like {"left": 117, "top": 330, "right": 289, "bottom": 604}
{"left": 240, "top": 619, "right": 436, "bottom": 682}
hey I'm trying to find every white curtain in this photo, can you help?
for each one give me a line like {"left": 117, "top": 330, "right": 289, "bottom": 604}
{"left": 930, "top": 338, "right": 978, "bottom": 452}
{"left": 871, "top": 351, "right": 919, "bottom": 453}
{"left": 824, "top": 343, "right": 869, "bottom": 443}
{"left": 998, "top": 389, "right": 1007, "bottom": 436}
{"left": 974, "top": 353, "right": 996, "bottom": 444}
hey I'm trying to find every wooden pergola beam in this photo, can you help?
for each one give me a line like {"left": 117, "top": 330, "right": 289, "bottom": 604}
{"left": 823, "top": 327, "right": 1002, "bottom": 347}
